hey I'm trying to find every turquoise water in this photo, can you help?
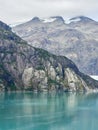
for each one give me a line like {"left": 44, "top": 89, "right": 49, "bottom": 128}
{"left": 0, "top": 92, "right": 98, "bottom": 130}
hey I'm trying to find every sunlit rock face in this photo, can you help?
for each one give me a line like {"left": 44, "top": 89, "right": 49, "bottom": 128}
{"left": 0, "top": 20, "right": 98, "bottom": 92}
{"left": 13, "top": 16, "right": 98, "bottom": 75}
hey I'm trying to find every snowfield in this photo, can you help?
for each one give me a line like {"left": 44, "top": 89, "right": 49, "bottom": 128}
{"left": 90, "top": 75, "right": 98, "bottom": 81}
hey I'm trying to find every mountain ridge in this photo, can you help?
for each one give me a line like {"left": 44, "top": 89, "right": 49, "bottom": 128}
{"left": 13, "top": 16, "right": 98, "bottom": 75}
{"left": 0, "top": 20, "right": 98, "bottom": 92}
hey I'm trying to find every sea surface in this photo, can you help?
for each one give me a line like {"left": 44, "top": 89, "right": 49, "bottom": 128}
{"left": 0, "top": 92, "right": 98, "bottom": 130}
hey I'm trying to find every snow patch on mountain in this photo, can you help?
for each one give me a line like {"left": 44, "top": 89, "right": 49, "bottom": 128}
{"left": 43, "top": 18, "right": 56, "bottom": 23}
{"left": 65, "top": 18, "right": 81, "bottom": 24}
{"left": 90, "top": 75, "right": 98, "bottom": 81}
{"left": 9, "top": 21, "right": 27, "bottom": 27}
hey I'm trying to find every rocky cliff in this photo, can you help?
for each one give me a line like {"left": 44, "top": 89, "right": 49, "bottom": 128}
{"left": 13, "top": 16, "right": 98, "bottom": 75}
{"left": 0, "top": 20, "right": 98, "bottom": 92}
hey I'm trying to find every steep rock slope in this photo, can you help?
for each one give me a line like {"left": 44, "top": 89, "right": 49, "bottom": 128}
{"left": 13, "top": 16, "right": 98, "bottom": 75}
{"left": 0, "top": 21, "right": 98, "bottom": 92}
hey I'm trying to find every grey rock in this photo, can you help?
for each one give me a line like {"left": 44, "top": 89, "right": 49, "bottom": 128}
{"left": 0, "top": 20, "right": 98, "bottom": 92}
{"left": 13, "top": 16, "right": 98, "bottom": 75}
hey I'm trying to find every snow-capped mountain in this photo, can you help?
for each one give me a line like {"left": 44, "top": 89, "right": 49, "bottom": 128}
{"left": 12, "top": 16, "right": 98, "bottom": 75}
{"left": 65, "top": 16, "right": 95, "bottom": 24}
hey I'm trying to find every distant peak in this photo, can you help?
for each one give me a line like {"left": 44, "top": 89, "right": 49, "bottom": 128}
{"left": 65, "top": 16, "right": 95, "bottom": 24}
{"left": 70, "top": 16, "right": 94, "bottom": 22}
{"left": 31, "top": 17, "right": 41, "bottom": 22}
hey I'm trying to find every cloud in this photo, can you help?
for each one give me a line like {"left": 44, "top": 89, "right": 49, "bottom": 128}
{"left": 0, "top": 0, "right": 98, "bottom": 24}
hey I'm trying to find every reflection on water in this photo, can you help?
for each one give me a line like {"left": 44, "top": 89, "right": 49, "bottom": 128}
{"left": 0, "top": 92, "right": 98, "bottom": 130}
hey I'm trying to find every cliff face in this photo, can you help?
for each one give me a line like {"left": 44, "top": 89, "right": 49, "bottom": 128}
{"left": 12, "top": 16, "right": 98, "bottom": 75}
{"left": 0, "top": 21, "right": 98, "bottom": 92}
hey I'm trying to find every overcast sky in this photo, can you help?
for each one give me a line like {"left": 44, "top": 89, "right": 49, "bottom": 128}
{"left": 0, "top": 0, "right": 98, "bottom": 24}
